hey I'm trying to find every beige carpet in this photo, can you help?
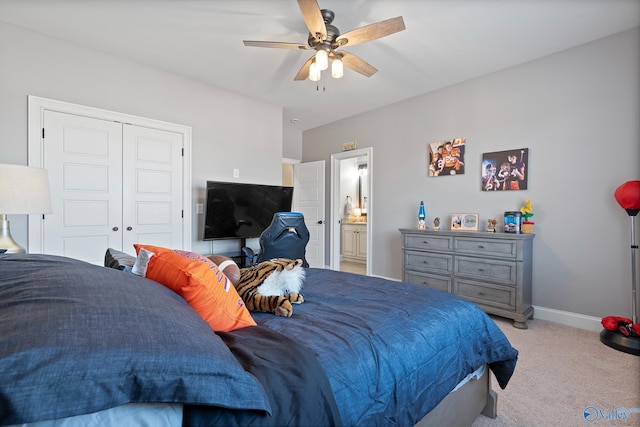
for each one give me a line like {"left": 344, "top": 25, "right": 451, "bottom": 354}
{"left": 471, "top": 316, "right": 640, "bottom": 427}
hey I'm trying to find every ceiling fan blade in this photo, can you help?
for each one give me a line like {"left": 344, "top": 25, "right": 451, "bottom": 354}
{"left": 340, "top": 51, "right": 378, "bottom": 77}
{"left": 243, "top": 40, "right": 309, "bottom": 49}
{"left": 297, "top": 0, "right": 326, "bottom": 42}
{"left": 336, "top": 16, "right": 405, "bottom": 47}
{"left": 294, "top": 55, "right": 315, "bottom": 81}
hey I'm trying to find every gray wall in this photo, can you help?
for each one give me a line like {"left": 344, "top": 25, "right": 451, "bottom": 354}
{"left": 283, "top": 121, "right": 303, "bottom": 160}
{"left": 0, "top": 22, "right": 283, "bottom": 255}
{"left": 302, "top": 28, "right": 640, "bottom": 320}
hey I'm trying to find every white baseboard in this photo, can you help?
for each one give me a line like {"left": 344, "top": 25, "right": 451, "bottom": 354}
{"left": 533, "top": 306, "right": 602, "bottom": 332}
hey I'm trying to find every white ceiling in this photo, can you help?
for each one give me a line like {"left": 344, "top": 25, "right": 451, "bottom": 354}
{"left": 1, "top": 0, "right": 639, "bottom": 131}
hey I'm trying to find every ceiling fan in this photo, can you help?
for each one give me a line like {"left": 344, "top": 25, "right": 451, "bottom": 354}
{"left": 243, "top": 0, "right": 405, "bottom": 81}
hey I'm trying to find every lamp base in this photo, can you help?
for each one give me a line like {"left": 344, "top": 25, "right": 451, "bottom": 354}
{"left": 0, "top": 216, "right": 26, "bottom": 253}
{"left": 600, "top": 329, "right": 640, "bottom": 356}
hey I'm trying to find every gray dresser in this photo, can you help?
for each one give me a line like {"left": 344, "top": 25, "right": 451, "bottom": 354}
{"left": 400, "top": 229, "right": 534, "bottom": 328}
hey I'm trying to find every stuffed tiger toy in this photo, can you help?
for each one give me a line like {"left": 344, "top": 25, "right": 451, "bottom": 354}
{"left": 235, "top": 258, "right": 305, "bottom": 317}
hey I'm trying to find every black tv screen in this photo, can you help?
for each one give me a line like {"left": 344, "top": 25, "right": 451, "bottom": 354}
{"left": 203, "top": 181, "right": 294, "bottom": 240}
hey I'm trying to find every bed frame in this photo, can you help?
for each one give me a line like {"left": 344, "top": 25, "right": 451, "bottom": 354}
{"left": 415, "top": 366, "right": 497, "bottom": 427}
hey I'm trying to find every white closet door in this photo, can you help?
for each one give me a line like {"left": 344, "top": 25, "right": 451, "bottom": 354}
{"left": 122, "top": 124, "right": 184, "bottom": 253}
{"left": 43, "top": 110, "right": 123, "bottom": 263}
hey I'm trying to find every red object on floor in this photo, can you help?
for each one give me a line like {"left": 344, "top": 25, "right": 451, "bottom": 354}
{"left": 602, "top": 315, "right": 632, "bottom": 331}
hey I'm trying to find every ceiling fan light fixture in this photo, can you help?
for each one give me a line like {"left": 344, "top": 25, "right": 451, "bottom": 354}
{"left": 309, "top": 61, "right": 321, "bottom": 81}
{"left": 243, "top": 4, "right": 405, "bottom": 82}
{"left": 315, "top": 49, "right": 328, "bottom": 71}
{"left": 331, "top": 57, "right": 344, "bottom": 79}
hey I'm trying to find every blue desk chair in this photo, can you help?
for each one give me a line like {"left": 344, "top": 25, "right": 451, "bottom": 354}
{"left": 255, "top": 212, "right": 310, "bottom": 267}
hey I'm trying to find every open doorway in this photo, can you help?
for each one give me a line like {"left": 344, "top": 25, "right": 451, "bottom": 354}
{"left": 330, "top": 147, "right": 372, "bottom": 275}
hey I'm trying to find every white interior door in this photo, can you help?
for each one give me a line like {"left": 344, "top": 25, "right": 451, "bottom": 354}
{"left": 122, "top": 124, "right": 184, "bottom": 253}
{"left": 293, "top": 160, "right": 325, "bottom": 268}
{"left": 43, "top": 110, "right": 123, "bottom": 263}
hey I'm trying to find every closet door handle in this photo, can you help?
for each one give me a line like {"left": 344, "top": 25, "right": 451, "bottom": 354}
{"left": 112, "top": 227, "right": 119, "bottom": 231}
{"left": 126, "top": 226, "right": 133, "bottom": 231}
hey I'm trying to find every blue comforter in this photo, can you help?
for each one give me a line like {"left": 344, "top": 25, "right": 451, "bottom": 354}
{"left": 251, "top": 268, "right": 518, "bottom": 427}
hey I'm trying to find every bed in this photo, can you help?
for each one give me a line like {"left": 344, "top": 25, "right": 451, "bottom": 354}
{"left": 0, "top": 251, "right": 518, "bottom": 426}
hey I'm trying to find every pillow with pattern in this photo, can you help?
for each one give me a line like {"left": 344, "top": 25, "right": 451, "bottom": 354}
{"left": 133, "top": 244, "right": 256, "bottom": 332}
{"left": 104, "top": 248, "right": 136, "bottom": 272}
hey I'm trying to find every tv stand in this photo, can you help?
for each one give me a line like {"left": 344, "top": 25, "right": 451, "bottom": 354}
{"left": 206, "top": 238, "right": 257, "bottom": 268}
{"left": 238, "top": 237, "right": 252, "bottom": 267}
{"left": 229, "top": 238, "right": 256, "bottom": 267}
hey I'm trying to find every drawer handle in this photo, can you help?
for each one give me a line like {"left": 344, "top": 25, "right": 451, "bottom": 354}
{"left": 423, "top": 240, "right": 429, "bottom": 244}
{"left": 478, "top": 292, "right": 486, "bottom": 296}
{"left": 423, "top": 260, "right": 428, "bottom": 264}
{"left": 478, "top": 268, "right": 485, "bottom": 272}
{"left": 478, "top": 244, "right": 484, "bottom": 249}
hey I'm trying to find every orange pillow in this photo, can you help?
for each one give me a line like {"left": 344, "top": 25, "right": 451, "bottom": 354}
{"left": 133, "top": 244, "right": 256, "bottom": 332}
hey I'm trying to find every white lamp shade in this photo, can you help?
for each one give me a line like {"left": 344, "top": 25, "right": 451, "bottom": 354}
{"left": 315, "top": 50, "right": 328, "bottom": 71}
{"left": 0, "top": 164, "right": 52, "bottom": 214}
{"left": 309, "top": 62, "right": 321, "bottom": 82}
{"left": 332, "top": 58, "right": 344, "bottom": 79}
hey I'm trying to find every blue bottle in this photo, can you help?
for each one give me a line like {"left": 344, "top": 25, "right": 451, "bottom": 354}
{"left": 418, "top": 201, "right": 426, "bottom": 230}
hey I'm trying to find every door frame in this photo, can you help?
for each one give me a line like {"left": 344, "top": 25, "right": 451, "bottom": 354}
{"left": 27, "top": 95, "right": 193, "bottom": 253}
{"left": 330, "top": 147, "right": 372, "bottom": 275}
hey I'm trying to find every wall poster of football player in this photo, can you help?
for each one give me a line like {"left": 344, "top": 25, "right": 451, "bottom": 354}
{"left": 481, "top": 148, "right": 529, "bottom": 191}
{"left": 428, "top": 137, "right": 466, "bottom": 177}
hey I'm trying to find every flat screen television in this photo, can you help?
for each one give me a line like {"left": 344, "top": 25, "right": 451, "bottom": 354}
{"left": 203, "top": 181, "right": 294, "bottom": 240}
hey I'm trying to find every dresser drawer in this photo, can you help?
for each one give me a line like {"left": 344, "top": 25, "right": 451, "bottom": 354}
{"left": 404, "top": 234, "right": 453, "bottom": 251}
{"left": 454, "top": 279, "right": 516, "bottom": 311}
{"left": 405, "top": 271, "right": 451, "bottom": 293}
{"left": 454, "top": 237, "right": 518, "bottom": 259}
{"left": 404, "top": 250, "right": 453, "bottom": 274}
{"left": 454, "top": 256, "right": 517, "bottom": 284}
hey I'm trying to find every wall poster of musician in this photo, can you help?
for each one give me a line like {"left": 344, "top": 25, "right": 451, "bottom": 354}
{"left": 481, "top": 148, "right": 529, "bottom": 191}
{"left": 428, "top": 137, "right": 466, "bottom": 177}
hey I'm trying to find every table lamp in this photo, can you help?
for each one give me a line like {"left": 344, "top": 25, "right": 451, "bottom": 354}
{"left": 0, "top": 163, "right": 52, "bottom": 253}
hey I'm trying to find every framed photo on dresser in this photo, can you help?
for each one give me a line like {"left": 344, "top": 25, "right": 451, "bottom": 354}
{"left": 450, "top": 213, "right": 479, "bottom": 231}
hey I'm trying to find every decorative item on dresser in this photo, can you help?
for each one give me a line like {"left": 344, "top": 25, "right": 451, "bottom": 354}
{"left": 400, "top": 228, "right": 534, "bottom": 329}
{"left": 450, "top": 213, "right": 479, "bottom": 231}
{"left": 520, "top": 199, "right": 535, "bottom": 234}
